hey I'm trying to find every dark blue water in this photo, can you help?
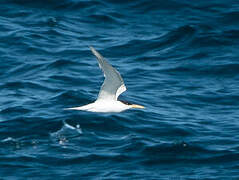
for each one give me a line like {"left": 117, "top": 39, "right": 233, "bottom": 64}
{"left": 1, "top": 0, "right": 239, "bottom": 179}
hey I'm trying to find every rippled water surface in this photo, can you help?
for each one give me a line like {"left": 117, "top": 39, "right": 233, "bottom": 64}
{"left": 1, "top": 0, "right": 239, "bottom": 179}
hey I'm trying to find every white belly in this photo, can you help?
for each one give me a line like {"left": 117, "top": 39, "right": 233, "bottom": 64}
{"left": 89, "top": 100, "right": 129, "bottom": 112}
{"left": 67, "top": 100, "right": 130, "bottom": 113}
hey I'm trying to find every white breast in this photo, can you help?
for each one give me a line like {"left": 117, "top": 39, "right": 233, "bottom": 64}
{"left": 89, "top": 100, "right": 130, "bottom": 113}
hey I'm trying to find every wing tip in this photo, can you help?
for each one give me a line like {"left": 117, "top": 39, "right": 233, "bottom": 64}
{"left": 89, "top": 46, "right": 97, "bottom": 55}
{"left": 89, "top": 45, "right": 93, "bottom": 50}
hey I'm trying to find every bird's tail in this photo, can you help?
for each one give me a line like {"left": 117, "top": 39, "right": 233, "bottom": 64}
{"left": 64, "top": 103, "right": 94, "bottom": 111}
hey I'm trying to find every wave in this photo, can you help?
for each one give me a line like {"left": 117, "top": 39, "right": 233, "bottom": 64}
{"left": 160, "top": 63, "right": 239, "bottom": 78}
{"left": 1, "top": 0, "right": 239, "bottom": 178}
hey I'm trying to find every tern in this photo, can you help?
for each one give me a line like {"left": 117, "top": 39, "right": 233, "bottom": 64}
{"left": 67, "top": 46, "right": 145, "bottom": 113}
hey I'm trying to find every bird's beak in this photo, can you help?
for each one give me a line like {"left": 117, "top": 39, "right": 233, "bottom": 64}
{"left": 130, "top": 104, "right": 145, "bottom": 109}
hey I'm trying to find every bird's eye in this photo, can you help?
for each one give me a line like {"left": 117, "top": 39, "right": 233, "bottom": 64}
{"left": 120, "top": 100, "right": 132, "bottom": 105}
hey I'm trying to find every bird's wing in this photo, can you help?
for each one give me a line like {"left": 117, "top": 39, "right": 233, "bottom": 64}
{"left": 90, "top": 46, "right": 126, "bottom": 101}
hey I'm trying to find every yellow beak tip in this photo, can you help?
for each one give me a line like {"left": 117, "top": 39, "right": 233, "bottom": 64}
{"left": 130, "top": 104, "right": 145, "bottom": 109}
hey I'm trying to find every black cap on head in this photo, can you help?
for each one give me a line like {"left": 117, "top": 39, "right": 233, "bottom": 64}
{"left": 119, "top": 100, "right": 133, "bottom": 105}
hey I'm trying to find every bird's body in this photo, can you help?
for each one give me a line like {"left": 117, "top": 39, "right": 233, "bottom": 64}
{"left": 68, "top": 99, "right": 130, "bottom": 113}
{"left": 67, "top": 46, "right": 144, "bottom": 113}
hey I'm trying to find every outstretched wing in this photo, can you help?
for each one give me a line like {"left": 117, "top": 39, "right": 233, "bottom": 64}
{"left": 90, "top": 46, "right": 126, "bottom": 101}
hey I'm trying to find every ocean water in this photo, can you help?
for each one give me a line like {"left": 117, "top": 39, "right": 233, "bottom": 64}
{"left": 1, "top": 0, "right": 239, "bottom": 179}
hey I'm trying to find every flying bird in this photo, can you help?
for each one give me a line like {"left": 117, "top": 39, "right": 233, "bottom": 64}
{"left": 67, "top": 46, "right": 145, "bottom": 113}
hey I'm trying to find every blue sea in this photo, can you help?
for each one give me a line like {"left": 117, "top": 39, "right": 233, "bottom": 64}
{"left": 1, "top": 0, "right": 239, "bottom": 179}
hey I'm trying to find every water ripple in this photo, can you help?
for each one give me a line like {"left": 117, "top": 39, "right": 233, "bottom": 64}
{"left": 1, "top": 0, "right": 239, "bottom": 179}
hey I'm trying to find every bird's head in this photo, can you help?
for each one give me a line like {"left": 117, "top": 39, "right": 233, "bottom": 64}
{"left": 120, "top": 100, "right": 145, "bottom": 109}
